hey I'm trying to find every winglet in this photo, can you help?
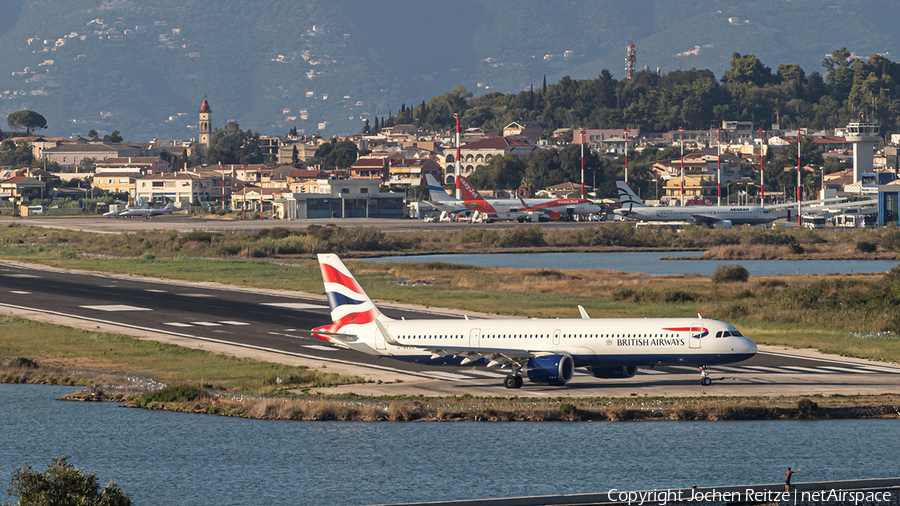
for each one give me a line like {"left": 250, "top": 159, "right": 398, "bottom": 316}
{"left": 578, "top": 305, "right": 590, "bottom": 319}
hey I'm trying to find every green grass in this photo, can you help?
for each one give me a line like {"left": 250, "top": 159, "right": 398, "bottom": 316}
{"left": 3, "top": 224, "right": 900, "bottom": 363}
{"left": 0, "top": 316, "right": 363, "bottom": 391}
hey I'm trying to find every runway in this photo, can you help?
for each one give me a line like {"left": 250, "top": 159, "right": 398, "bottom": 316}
{"left": 1, "top": 259, "right": 898, "bottom": 397}
{"left": 7, "top": 215, "right": 603, "bottom": 234}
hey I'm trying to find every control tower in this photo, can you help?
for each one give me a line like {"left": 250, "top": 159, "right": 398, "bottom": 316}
{"left": 845, "top": 114, "right": 879, "bottom": 182}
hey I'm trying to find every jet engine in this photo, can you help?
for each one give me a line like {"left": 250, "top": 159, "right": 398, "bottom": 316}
{"left": 589, "top": 365, "right": 638, "bottom": 378}
{"left": 713, "top": 220, "right": 733, "bottom": 229}
{"left": 526, "top": 355, "right": 575, "bottom": 385}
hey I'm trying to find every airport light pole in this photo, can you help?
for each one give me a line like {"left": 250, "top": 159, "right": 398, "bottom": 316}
{"left": 580, "top": 130, "right": 585, "bottom": 199}
{"left": 679, "top": 126, "right": 684, "bottom": 206}
{"left": 759, "top": 127, "right": 765, "bottom": 208}
{"left": 797, "top": 129, "right": 802, "bottom": 227}
{"left": 716, "top": 127, "right": 722, "bottom": 206}
{"left": 624, "top": 128, "right": 629, "bottom": 184}
{"left": 454, "top": 113, "right": 461, "bottom": 200}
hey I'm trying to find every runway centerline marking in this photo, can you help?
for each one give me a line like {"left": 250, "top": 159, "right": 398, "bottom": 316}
{"left": 303, "top": 345, "right": 338, "bottom": 352}
{"left": 820, "top": 365, "right": 875, "bottom": 374}
{"left": 5, "top": 274, "right": 39, "bottom": 278}
{"left": 146, "top": 289, "right": 167, "bottom": 293}
{"left": 80, "top": 305, "right": 152, "bottom": 312}
{"left": 261, "top": 302, "right": 326, "bottom": 310}
{"left": 164, "top": 322, "right": 193, "bottom": 327}
{"left": 180, "top": 293, "right": 214, "bottom": 297}
{"left": 191, "top": 322, "right": 222, "bottom": 327}
{"left": 219, "top": 321, "right": 250, "bottom": 326}
{"left": 9, "top": 291, "right": 31, "bottom": 295}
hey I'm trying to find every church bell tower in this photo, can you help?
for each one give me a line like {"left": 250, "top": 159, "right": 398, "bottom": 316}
{"left": 199, "top": 99, "right": 212, "bottom": 161}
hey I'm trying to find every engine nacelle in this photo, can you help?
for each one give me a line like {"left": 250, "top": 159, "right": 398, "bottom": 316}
{"left": 590, "top": 365, "right": 638, "bottom": 379}
{"left": 713, "top": 220, "right": 733, "bottom": 229}
{"left": 526, "top": 355, "right": 575, "bottom": 385}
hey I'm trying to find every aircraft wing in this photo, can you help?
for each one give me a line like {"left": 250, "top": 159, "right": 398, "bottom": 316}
{"left": 689, "top": 213, "right": 723, "bottom": 226}
{"left": 374, "top": 320, "right": 560, "bottom": 367}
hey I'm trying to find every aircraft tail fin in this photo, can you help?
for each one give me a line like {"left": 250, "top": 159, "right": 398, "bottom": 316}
{"left": 457, "top": 176, "right": 485, "bottom": 201}
{"left": 616, "top": 181, "right": 645, "bottom": 207}
{"left": 424, "top": 174, "right": 459, "bottom": 203}
{"left": 317, "top": 254, "right": 390, "bottom": 330}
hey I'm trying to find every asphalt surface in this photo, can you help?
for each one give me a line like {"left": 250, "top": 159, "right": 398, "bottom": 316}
{"left": 2, "top": 259, "right": 898, "bottom": 397}
{"left": 7, "top": 215, "right": 610, "bottom": 234}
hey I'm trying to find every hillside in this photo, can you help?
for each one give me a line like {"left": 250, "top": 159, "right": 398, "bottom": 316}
{"left": 1, "top": 0, "right": 899, "bottom": 140}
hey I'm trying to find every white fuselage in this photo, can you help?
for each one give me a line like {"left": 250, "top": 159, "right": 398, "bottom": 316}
{"left": 616, "top": 205, "right": 776, "bottom": 225}
{"left": 332, "top": 317, "right": 756, "bottom": 368}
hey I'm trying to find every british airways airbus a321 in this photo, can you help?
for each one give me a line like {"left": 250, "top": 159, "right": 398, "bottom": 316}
{"left": 309, "top": 254, "right": 757, "bottom": 389}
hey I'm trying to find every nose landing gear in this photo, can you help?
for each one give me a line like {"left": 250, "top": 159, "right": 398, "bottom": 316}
{"left": 699, "top": 365, "right": 712, "bottom": 386}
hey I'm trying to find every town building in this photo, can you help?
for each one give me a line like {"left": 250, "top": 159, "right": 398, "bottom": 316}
{"left": 273, "top": 178, "right": 404, "bottom": 219}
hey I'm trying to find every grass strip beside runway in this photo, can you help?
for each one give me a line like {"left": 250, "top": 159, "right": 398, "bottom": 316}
{"left": 0, "top": 315, "right": 364, "bottom": 395}
{"left": 2, "top": 224, "right": 900, "bottom": 363}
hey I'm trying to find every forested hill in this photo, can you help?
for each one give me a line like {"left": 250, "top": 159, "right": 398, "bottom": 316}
{"left": 2, "top": 0, "right": 900, "bottom": 140}
{"left": 387, "top": 49, "right": 900, "bottom": 136}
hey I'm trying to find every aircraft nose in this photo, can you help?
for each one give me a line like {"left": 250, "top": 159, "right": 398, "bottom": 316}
{"left": 740, "top": 336, "right": 758, "bottom": 356}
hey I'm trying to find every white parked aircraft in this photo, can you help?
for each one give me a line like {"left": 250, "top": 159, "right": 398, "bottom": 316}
{"left": 615, "top": 182, "right": 777, "bottom": 227}
{"left": 310, "top": 254, "right": 757, "bottom": 388}
{"left": 118, "top": 202, "right": 174, "bottom": 217}
{"left": 103, "top": 196, "right": 147, "bottom": 217}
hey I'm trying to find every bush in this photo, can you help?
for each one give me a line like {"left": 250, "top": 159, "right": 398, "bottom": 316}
{"left": 140, "top": 251, "right": 155, "bottom": 261}
{"left": 882, "top": 230, "right": 900, "bottom": 252}
{"left": 712, "top": 264, "right": 749, "bottom": 283}
{"left": 6, "top": 456, "right": 131, "bottom": 506}
{"left": 664, "top": 290, "right": 695, "bottom": 303}
{"left": 798, "top": 399, "right": 818, "bottom": 411}
{"left": 856, "top": 240, "right": 877, "bottom": 253}
{"left": 8, "top": 357, "right": 39, "bottom": 369}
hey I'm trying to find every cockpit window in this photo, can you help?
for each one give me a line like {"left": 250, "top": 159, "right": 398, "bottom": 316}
{"left": 731, "top": 330, "right": 743, "bottom": 337}
{"left": 716, "top": 331, "right": 723, "bottom": 338}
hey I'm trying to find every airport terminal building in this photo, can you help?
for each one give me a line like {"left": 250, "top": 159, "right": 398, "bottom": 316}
{"left": 272, "top": 178, "right": 404, "bottom": 219}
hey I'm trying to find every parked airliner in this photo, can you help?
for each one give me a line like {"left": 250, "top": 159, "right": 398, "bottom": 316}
{"left": 425, "top": 175, "right": 602, "bottom": 221}
{"left": 104, "top": 196, "right": 148, "bottom": 217}
{"left": 310, "top": 254, "right": 757, "bottom": 388}
{"left": 119, "top": 202, "right": 174, "bottom": 217}
{"left": 615, "top": 182, "right": 777, "bottom": 227}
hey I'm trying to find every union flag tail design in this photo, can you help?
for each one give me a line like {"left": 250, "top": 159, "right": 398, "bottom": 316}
{"left": 317, "top": 254, "right": 386, "bottom": 330}
{"left": 457, "top": 176, "right": 485, "bottom": 201}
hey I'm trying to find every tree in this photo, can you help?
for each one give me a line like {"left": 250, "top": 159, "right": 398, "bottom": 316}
{"left": 291, "top": 145, "right": 299, "bottom": 165}
{"left": 5, "top": 456, "right": 131, "bottom": 506}
{"left": 103, "top": 130, "right": 123, "bottom": 143}
{"left": 87, "top": 129, "right": 98, "bottom": 138}
{"left": 6, "top": 110, "right": 47, "bottom": 135}
{"left": 362, "top": 118, "right": 370, "bottom": 135}
{"left": 79, "top": 157, "right": 95, "bottom": 173}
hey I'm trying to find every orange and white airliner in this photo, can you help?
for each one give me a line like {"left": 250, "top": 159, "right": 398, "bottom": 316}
{"left": 425, "top": 175, "right": 603, "bottom": 221}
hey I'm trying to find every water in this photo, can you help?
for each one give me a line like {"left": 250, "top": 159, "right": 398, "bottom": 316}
{"left": 363, "top": 252, "right": 900, "bottom": 276}
{"left": 2, "top": 384, "right": 899, "bottom": 506}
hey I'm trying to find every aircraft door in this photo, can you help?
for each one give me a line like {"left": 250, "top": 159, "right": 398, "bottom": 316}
{"left": 689, "top": 323, "right": 704, "bottom": 349}
{"left": 553, "top": 329, "right": 561, "bottom": 346}
{"left": 374, "top": 327, "right": 386, "bottom": 350}
{"left": 469, "top": 328, "right": 481, "bottom": 348}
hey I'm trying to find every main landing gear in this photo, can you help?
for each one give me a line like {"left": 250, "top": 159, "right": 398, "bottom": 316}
{"left": 699, "top": 365, "right": 712, "bottom": 386}
{"left": 504, "top": 366, "right": 524, "bottom": 389}
{"left": 503, "top": 374, "right": 523, "bottom": 389}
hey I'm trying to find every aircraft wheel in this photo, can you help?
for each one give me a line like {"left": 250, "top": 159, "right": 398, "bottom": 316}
{"left": 701, "top": 377, "right": 712, "bottom": 386}
{"left": 514, "top": 375, "right": 523, "bottom": 388}
{"left": 504, "top": 375, "right": 521, "bottom": 389}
